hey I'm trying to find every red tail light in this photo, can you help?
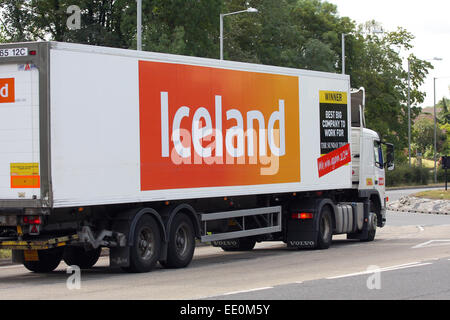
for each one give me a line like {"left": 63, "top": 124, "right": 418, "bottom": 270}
{"left": 22, "top": 216, "right": 41, "bottom": 225}
{"left": 292, "top": 213, "right": 314, "bottom": 220}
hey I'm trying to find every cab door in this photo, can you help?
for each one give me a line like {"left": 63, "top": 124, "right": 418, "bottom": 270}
{"left": 372, "top": 140, "right": 385, "bottom": 203}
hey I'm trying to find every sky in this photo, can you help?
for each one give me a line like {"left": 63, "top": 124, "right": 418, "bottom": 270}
{"left": 328, "top": 0, "right": 450, "bottom": 109}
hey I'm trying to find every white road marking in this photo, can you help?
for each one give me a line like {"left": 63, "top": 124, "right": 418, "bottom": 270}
{"left": 417, "top": 225, "right": 424, "bottom": 231}
{"left": 326, "top": 262, "right": 432, "bottom": 280}
{"left": 412, "top": 240, "right": 450, "bottom": 249}
{"left": 0, "top": 264, "right": 22, "bottom": 270}
{"left": 222, "top": 287, "right": 274, "bottom": 296}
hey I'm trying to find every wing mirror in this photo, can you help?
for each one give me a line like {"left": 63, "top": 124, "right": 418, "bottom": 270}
{"left": 384, "top": 143, "right": 395, "bottom": 171}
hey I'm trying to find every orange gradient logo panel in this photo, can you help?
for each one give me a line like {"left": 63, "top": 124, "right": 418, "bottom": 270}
{"left": 139, "top": 61, "right": 300, "bottom": 190}
{"left": 0, "top": 78, "right": 14, "bottom": 103}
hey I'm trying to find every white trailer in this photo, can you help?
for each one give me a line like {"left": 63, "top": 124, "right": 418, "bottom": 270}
{"left": 0, "top": 42, "right": 394, "bottom": 273}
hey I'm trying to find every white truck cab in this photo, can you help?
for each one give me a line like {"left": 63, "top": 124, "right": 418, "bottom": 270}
{"left": 351, "top": 88, "right": 394, "bottom": 228}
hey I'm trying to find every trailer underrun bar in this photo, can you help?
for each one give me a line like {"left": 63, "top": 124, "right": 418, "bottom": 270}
{"left": 0, "top": 234, "right": 79, "bottom": 250}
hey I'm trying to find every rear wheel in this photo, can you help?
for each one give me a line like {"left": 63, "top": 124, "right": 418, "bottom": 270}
{"left": 122, "top": 215, "right": 162, "bottom": 273}
{"left": 316, "top": 206, "right": 333, "bottom": 249}
{"left": 63, "top": 246, "right": 102, "bottom": 269}
{"left": 160, "top": 213, "right": 195, "bottom": 268}
{"left": 23, "top": 247, "right": 64, "bottom": 273}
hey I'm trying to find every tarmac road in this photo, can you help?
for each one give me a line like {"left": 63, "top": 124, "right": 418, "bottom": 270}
{"left": 0, "top": 188, "right": 449, "bottom": 300}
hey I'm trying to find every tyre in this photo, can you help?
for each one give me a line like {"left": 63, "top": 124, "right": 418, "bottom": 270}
{"left": 220, "top": 238, "right": 256, "bottom": 252}
{"left": 316, "top": 206, "right": 333, "bottom": 249}
{"left": 361, "top": 212, "right": 377, "bottom": 242}
{"left": 160, "top": 213, "right": 195, "bottom": 268}
{"left": 23, "top": 247, "right": 64, "bottom": 273}
{"left": 123, "top": 215, "right": 162, "bottom": 273}
{"left": 63, "top": 246, "right": 102, "bottom": 269}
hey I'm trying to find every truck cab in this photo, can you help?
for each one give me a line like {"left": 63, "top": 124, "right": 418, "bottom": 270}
{"left": 350, "top": 88, "right": 394, "bottom": 228}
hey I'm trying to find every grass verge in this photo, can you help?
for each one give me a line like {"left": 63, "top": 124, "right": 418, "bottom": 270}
{"left": 0, "top": 249, "right": 11, "bottom": 259}
{"left": 413, "top": 189, "right": 450, "bottom": 200}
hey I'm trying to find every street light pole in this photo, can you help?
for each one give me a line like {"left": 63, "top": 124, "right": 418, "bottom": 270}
{"left": 342, "top": 33, "right": 346, "bottom": 74}
{"left": 434, "top": 77, "right": 437, "bottom": 183}
{"left": 220, "top": 13, "right": 224, "bottom": 60}
{"left": 220, "top": 8, "right": 258, "bottom": 60}
{"left": 407, "top": 59, "right": 411, "bottom": 166}
{"left": 137, "top": 0, "right": 142, "bottom": 51}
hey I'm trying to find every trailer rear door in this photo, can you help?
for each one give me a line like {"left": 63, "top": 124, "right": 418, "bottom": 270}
{"left": 0, "top": 61, "right": 40, "bottom": 200}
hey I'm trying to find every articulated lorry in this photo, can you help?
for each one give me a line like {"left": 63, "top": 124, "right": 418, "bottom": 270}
{"left": 0, "top": 42, "right": 394, "bottom": 273}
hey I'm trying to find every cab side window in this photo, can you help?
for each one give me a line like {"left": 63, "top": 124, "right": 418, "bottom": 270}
{"left": 373, "top": 140, "right": 383, "bottom": 168}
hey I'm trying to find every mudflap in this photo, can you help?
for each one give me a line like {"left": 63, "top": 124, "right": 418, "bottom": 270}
{"left": 110, "top": 216, "right": 131, "bottom": 268}
{"left": 286, "top": 198, "right": 335, "bottom": 249}
{"left": 286, "top": 210, "right": 318, "bottom": 249}
{"left": 286, "top": 232, "right": 317, "bottom": 249}
{"left": 110, "top": 246, "right": 130, "bottom": 268}
{"left": 12, "top": 250, "right": 24, "bottom": 264}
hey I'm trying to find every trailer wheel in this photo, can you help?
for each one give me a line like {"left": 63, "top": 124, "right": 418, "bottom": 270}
{"left": 123, "top": 215, "right": 162, "bottom": 273}
{"left": 316, "top": 206, "right": 333, "bottom": 249}
{"left": 220, "top": 238, "right": 256, "bottom": 252}
{"left": 63, "top": 246, "right": 102, "bottom": 269}
{"left": 160, "top": 213, "right": 195, "bottom": 268}
{"left": 23, "top": 247, "right": 64, "bottom": 273}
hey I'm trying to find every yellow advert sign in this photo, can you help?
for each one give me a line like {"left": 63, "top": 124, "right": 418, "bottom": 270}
{"left": 319, "top": 91, "right": 348, "bottom": 104}
{"left": 10, "top": 163, "right": 39, "bottom": 176}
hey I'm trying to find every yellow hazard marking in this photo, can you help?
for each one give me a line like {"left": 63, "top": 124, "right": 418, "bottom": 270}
{"left": 10, "top": 163, "right": 39, "bottom": 176}
{"left": 319, "top": 91, "right": 347, "bottom": 104}
{"left": 24, "top": 250, "right": 39, "bottom": 262}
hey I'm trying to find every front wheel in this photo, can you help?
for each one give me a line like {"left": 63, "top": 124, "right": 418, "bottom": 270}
{"left": 361, "top": 212, "right": 377, "bottom": 242}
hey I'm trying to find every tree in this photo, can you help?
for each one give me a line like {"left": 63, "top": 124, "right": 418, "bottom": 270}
{"left": 437, "top": 97, "right": 450, "bottom": 155}
{"left": 0, "top": 0, "right": 137, "bottom": 48}
{"left": 437, "top": 97, "right": 450, "bottom": 124}
{"left": 139, "top": 0, "right": 222, "bottom": 57}
{"left": 349, "top": 25, "right": 432, "bottom": 162}
{"left": 221, "top": 0, "right": 353, "bottom": 71}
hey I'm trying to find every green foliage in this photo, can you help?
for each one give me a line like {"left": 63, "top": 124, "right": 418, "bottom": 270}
{"left": 221, "top": 0, "right": 351, "bottom": 71}
{"left": 349, "top": 26, "right": 432, "bottom": 163}
{"left": 386, "top": 164, "right": 431, "bottom": 187}
{"left": 438, "top": 97, "right": 450, "bottom": 124}
{"left": 437, "top": 166, "right": 448, "bottom": 183}
{"left": 412, "top": 117, "right": 445, "bottom": 156}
